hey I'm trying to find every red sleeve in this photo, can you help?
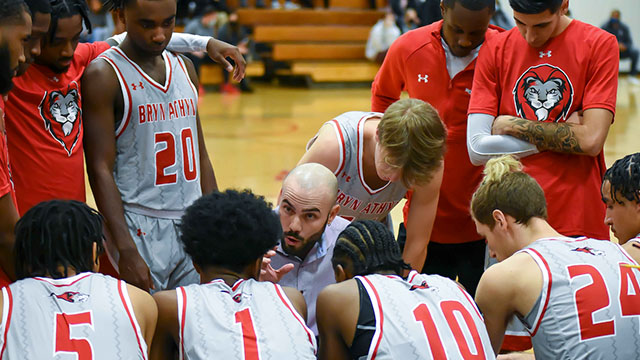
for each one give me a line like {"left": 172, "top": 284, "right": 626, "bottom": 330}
{"left": 371, "top": 36, "right": 409, "bottom": 113}
{"left": 77, "top": 41, "right": 112, "bottom": 68}
{"left": 467, "top": 37, "right": 501, "bottom": 116}
{"left": 582, "top": 33, "right": 619, "bottom": 116}
{"left": 0, "top": 107, "right": 10, "bottom": 199}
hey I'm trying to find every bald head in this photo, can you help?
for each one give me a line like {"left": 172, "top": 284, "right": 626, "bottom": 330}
{"left": 283, "top": 163, "right": 338, "bottom": 204}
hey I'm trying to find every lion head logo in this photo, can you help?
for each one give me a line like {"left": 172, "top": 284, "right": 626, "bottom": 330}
{"left": 39, "top": 83, "right": 82, "bottom": 156}
{"left": 513, "top": 64, "right": 574, "bottom": 122}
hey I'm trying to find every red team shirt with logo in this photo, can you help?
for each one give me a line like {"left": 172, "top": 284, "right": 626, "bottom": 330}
{"left": 372, "top": 21, "right": 503, "bottom": 244}
{"left": 4, "top": 42, "right": 110, "bottom": 214}
{"left": 468, "top": 20, "right": 618, "bottom": 240}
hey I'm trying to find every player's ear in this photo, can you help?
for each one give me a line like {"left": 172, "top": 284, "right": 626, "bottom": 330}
{"left": 439, "top": 0, "right": 446, "bottom": 18}
{"left": 492, "top": 209, "right": 508, "bottom": 230}
{"left": 334, "top": 264, "right": 347, "bottom": 283}
{"left": 92, "top": 243, "right": 99, "bottom": 272}
{"left": 559, "top": 0, "right": 569, "bottom": 15}
{"left": 117, "top": 8, "right": 126, "bottom": 25}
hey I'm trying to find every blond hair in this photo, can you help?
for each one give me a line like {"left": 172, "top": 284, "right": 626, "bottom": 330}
{"left": 377, "top": 98, "right": 446, "bottom": 188}
{"left": 470, "top": 155, "right": 547, "bottom": 229}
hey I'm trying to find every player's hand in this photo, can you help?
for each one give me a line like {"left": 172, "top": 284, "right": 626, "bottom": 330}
{"left": 497, "top": 352, "right": 535, "bottom": 360}
{"left": 119, "top": 249, "right": 155, "bottom": 292}
{"left": 259, "top": 249, "right": 294, "bottom": 283}
{"left": 206, "top": 38, "right": 246, "bottom": 83}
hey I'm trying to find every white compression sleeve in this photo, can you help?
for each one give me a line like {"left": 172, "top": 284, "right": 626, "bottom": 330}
{"left": 466, "top": 113, "right": 539, "bottom": 166}
{"left": 107, "top": 32, "right": 210, "bottom": 53}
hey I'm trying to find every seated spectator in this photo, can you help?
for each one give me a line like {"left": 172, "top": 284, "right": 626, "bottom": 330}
{"left": 267, "top": 163, "right": 350, "bottom": 334}
{"left": 0, "top": 200, "right": 157, "bottom": 358}
{"left": 316, "top": 220, "right": 495, "bottom": 359}
{"left": 151, "top": 190, "right": 317, "bottom": 359}
{"left": 602, "top": 9, "right": 638, "bottom": 82}
{"left": 365, "top": 12, "right": 401, "bottom": 63}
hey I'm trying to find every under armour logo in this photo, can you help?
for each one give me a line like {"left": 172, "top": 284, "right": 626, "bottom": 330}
{"left": 539, "top": 51, "right": 552, "bottom": 58}
{"left": 131, "top": 81, "right": 144, "bottom": 90}
{"left": 51, "top": 76, "right": 59, "bottom": 82}
{"left": 136, "top": 228, "right": 146, "bottom": 237}
{"left": 417, "top": 74, "right": 429, "bottom": 83}
{"left": 465, "top": 88, "right": 472, "bottom": 95}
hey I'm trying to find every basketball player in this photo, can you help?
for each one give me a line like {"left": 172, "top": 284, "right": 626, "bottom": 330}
{"left": 467, "top": 0, "right": 618, "bottom": 242}
{"left": 0, "top": 0, "right": 31, "bottom": 286}
{"left": 151, "top": 190, "right": 317, "bottom": 359}
{"left": 0, "top": 200, "right": 157, "bottom": 358}
{"left": 16, "top": 0, "right": 52, "bottom": 77}
{"left": 372, "top": 0, "right": 501, "bottom": 296}
{"left": 82, "top": 0, "right": 219, "bottom": 291}
{"left": 270, "top": 163, "right": 350, "bottom": 334}
{"left": 299, "top": 98, "right": 446, "bottom": 271}
{"left": 472, "top": 155, "right": 640, "bottom": 358}
{"left": 4, "top": 0, "right": 244, "bottom": 217}
{"left": 602, "top": 152, "right": 640, "bottom": 263}
{"left": 316, "top": 220, "right": 495, "bottom": 359}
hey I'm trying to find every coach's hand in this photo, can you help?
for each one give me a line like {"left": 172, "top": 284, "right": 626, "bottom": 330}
{"left": 119, "top": 249, "right": 155, "bottom": 292}
{"left": 206, "top": 38, "right": 246, "bottom": 83}
{"left": 259, "top": 249, "right": 294, "bottom": 283}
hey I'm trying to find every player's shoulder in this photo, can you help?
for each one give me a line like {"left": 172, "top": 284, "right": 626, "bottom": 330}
{"left": 318, "top": 278, "right": 359, "bottom": 304}
{"left": 392, "top": 22, "right": 441, "bottom": 54}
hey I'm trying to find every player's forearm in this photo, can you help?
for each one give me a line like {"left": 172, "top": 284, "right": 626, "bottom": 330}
{"left": 467, "top": 113, "right": 539, "bottom": 165}
{"left": 498, "top": 116, "right": 602, "bottom": 156}
{"left": 87, "top": 167, "right": 137, "bottom": 252}
{"left": 402, "top": 234, "right": 429, "bottom": 271}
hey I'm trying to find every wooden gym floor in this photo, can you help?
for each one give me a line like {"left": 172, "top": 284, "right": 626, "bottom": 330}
{"left": 86, "top": 76, "right": 640, "bottom": 239}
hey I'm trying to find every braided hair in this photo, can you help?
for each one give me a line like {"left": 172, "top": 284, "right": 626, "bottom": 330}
{"left": 603, "top": 153, "right": 640, "bottom": 204}
{"left": 14, "top": 200, "right": 105, "bottom": 280}
{"left": 104, "top": 0, "right": 134, "bottom": 11}
{"left": 332, "top": 220, "right": 410, "bottom": 277}
{"left": 49, "top": 0, "right": 92, "bottom": 42}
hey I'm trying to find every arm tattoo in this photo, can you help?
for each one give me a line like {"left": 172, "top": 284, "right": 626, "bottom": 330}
{"left": 507, "top": 117, "right": 584, "bottom": 154}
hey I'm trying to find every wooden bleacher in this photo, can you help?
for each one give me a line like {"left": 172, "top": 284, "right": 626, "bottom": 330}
{"left": 237, "top": 7, "right": 384, "bottom": 84}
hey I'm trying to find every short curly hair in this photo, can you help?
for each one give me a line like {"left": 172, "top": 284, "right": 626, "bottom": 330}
{"left": 179, "top": 189, "right": 282, "bottom": 273}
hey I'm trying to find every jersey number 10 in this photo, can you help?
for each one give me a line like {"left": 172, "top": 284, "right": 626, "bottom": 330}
{"left": 155, "top": 128, "right": 198, "bottom": 186}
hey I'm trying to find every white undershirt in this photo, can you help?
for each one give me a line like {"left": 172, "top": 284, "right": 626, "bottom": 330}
{"left": 441, "top": 38, "right": 481, "bottom": 79}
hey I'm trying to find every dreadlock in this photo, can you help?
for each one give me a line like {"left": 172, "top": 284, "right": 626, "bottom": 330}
{"left": 0, "top": 0, "right": 29, "bottom": 25}
{"left": 603, "top": 153, "right": 640, "bottom": 204}
{"left": 49, "top": 0, "right": 92, "bottom": 42}
{"left": 332, "top": 220, "right": 410, "bottom": 276}
{"left": 104, "top": 0, "right": 135, "bottom": 11}
{"left": 14, "top": 200, "right": 105, "bottom": 280}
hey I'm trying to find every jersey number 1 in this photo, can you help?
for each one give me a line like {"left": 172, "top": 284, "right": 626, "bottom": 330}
{"left": 235, "top": 308, "right": 260, "bottom": 360}
{"left": 54, "top": 311, "right": 93, "bottom": 360}
{"left": 155, "top": 128, "right": 198, "bottom": 185}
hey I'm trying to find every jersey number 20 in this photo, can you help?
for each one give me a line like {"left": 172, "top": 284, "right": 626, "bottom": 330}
{"left": 155, "top": 128, "right": 198, "bottom": 186}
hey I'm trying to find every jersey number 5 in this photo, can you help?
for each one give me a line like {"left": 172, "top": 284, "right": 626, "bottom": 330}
{"left": 235, "top": 308, "right": 260, "bottom": 360}
{"left": 413, "top": 301, "right": 486, "bottom": 359}
{"left": 568, "top": 263, "right": 640, "bottom": 341}
{"left": 54, "top": 311, "right": 94, "bottom": 360}
{"left": 155, "top": 128, "right": 198, "bottom": 186}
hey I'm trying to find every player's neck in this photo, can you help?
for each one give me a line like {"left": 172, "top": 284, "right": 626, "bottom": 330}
{"left": 550, "top": 16, "right": 572, "bottom": 40}
{"left": 119, "top": 37, "right": 164, "bottom": 68}
{"left": 200, "top": 267, "right": 250, "bottom": 287}
{"left": 517, "top": 217, "right": 563, "bottom": 248}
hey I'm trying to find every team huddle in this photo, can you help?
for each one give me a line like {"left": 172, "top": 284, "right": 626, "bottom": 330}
{"left": 0, "top": 0, "right": 638, "bottom": 357}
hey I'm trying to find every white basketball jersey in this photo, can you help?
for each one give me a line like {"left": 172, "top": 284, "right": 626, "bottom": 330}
{"left": 0, "top": 272, "right": 147, "bottom": 359}
{"left": 357, "top": 271, "right": 494, "bottom": 360}
{"left": 307, "top": 112, "right": 407, "bottom": 222}
{"left": 519, "top": 237, "right": 640, "bottom": 359}
{"left": 98, "top": 47, "right": 201, "bottom": 212}
{"left": 177, "top": 278, "right": 317, "bottom": 360}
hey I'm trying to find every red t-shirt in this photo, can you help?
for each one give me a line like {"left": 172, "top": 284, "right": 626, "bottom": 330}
{"left": 5, "top": 42, "right": 111, "bottom": 215}
{"left": 468, "top": 20, "right": 618, "bottom": 240}
{"left": 371, "top": 21, "right": 502, "bottom": 244}
{"left": 0, "top": 98, "right": 17, "bottom": 211}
